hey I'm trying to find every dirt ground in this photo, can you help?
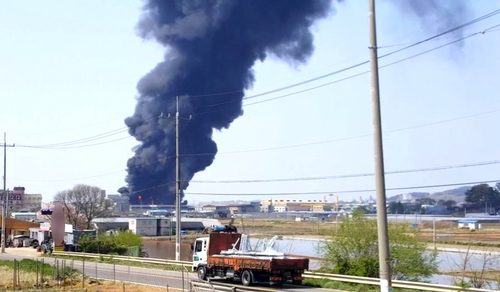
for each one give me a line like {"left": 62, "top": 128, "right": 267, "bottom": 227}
{"left": 442, "top": 270, "right": 500, "bottom": 282}
{"left": 0, "top": 266, "right": 180, "bottom": 292}
{"left": 140, "top": 218, "right": 500, "bottom": 260}
{"left": 85, "top": 282, "right": 182, "bottom": 292}
{"left": 223, "top": 218, "right": 500, "bottom": 244}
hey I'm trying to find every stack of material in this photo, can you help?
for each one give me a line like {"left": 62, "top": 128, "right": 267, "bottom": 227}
{"left": 219, "top": 234, "right": 287, "bottom": 258}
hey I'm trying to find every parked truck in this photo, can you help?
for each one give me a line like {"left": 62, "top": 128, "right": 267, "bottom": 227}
{"left": 191, "top": 226, "right": 309, "bottom": 286}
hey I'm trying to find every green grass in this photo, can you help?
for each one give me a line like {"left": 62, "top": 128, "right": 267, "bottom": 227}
{"left": 0, "top": 259, "right": 80, "bottom": 278}
{"left": 47, "top": 254, "right": 192, "bottom": 273}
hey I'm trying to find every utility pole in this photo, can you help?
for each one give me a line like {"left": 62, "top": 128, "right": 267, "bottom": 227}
{"left": 2, "top": 132, "right": 15, "bottom": 253}
{"left": 175, "top": 95, "right": 181, "bottom": 262}
{"left": 171, "top": 96, "right": 191, "bottom": 261}
{"left": 368, "top": 1, "right": 392, "bottom": 292}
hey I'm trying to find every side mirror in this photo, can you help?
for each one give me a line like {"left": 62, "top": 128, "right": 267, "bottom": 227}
{"left": 190, "top": 243, "right": 194, "bottom": 250}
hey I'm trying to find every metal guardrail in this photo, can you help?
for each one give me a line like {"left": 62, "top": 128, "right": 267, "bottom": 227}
{"left": 51, "top": 251, "right": 192, "bottom": 267}
{"left": 51, "top": 252, "right": 497, "bottom": 292}
{"left": 190, "top": 280, "right": 277, "bottom": 292}
{"left": 304, "top": 271, "right": 496, "bottom": 292}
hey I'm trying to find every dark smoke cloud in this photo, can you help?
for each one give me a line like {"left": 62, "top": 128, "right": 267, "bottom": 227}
{"left": 123, "top": 0, "right": 473, "bottom": 205}
{"left": 389, "top": 0, "right": 472, "bottom": 47}
{"left": 124, "top": 0, "right": 335, "bottom": 205}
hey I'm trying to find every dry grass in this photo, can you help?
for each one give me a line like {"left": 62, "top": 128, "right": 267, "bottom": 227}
{"left": 217, "top": 218, "right": 500, "bottom": 244}
{"left": 0, "top": 266, "right": 181, "bottom": 292}
{"left": 0, "top": 266, "right": 39, "bottom": 289}
{"left": 442, "top": 270, "right": 500, "bottom": 282}
{"left": 85, "top": 282, "right": 182, "bottom": 292}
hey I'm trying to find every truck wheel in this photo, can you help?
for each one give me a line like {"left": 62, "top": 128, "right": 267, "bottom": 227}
{"left": 241, "top": 270, "right": 253, "bottom": 286}
{"left": 197, "top": 266, "right": 207, "bottom": 281}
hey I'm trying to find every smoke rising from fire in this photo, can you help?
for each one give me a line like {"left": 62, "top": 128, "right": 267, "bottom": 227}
{"left": 123, "top": 0, "right": 335, "bottom": 204}
{"left": 121, "top": 0, "right": 473, "bottom": 205}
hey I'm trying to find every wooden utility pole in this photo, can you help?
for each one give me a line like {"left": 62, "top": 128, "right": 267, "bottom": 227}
{"left": 1, "top": 133, "right": 15, "bottom": 253}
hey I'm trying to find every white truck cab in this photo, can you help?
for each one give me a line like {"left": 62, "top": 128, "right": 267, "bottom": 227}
{"left": 192, "top": 236, "right": 209, "bottom": 272}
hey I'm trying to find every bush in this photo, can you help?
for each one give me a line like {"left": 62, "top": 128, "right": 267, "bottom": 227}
{"left": 319, "top": 212, "right": 438, "bottom": 282}
{"left": 79, "top": 230, "right": 142, "bottom": 255}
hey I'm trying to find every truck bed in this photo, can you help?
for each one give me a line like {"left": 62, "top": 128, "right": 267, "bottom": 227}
{"left": 208, "top": 254, "right": 309, "bottom": 271}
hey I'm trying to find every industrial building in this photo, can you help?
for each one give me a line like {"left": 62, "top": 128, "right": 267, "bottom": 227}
{"left": 197, "top": 201, "right": 260, "bottom": 214}
{"left": 259, "top": 194, "right": 340, "bottom": 213}
{"left": 91, "top": 217, "right": 221, "bottom": 236}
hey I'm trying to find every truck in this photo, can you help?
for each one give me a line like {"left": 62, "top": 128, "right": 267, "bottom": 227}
{"left": 191, "top": 225, "right": 309, "bottom": 286}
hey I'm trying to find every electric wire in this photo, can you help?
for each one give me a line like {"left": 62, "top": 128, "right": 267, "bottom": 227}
{"left": 15, "top": 25, "right": 498, "bottom": 150}
{"left": 193, "top": 26, "right": 498, "bottom": 117}
{"left": 11, "top": 105, "right": 500, "bottom": 182}
{"left": 14, "top": 11, "right": 500, "bottom": 148}
{"left": 183, "top": 179, "right": 500, "bottom": 196}
{"left": 188, "top": 160, "right": 500, "bottom": 184}
{"left": 186, "top": 8, "right": 500, "bottom": 99}
{"left": 183, "top": 106, "right": 500, "bottom": 156}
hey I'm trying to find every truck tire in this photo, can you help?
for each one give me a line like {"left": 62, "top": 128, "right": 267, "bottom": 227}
{"left": 241, "top": 270, "right": 253, "bottom": 286}
{"left": 197, "top": 266, "right": 207, "bottom": 281}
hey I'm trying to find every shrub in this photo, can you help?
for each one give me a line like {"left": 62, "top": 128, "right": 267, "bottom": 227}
{"left": 79, "top": 230, "right": 142, "bottom": 255}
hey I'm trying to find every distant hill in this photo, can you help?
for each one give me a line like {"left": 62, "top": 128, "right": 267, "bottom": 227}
{"left": 429, "top": 186, "right": 470, "bottom": 203}
{"left": 387, "top": 187, "right": 472, "bottom": 203}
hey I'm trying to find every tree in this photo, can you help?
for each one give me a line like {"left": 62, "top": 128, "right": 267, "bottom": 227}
{"left": 437, "top": 199, "right": 457, "bottom": 209}
{"left": 388, "top": 202, "right": 405, "bottom": 214}
{"left": 319, "top": 212, "right": 438, "bottom": 282}
{"left": 352, "top": 206, "right": 368, "bottom": 214}
{"left": 416, "top": 197, "right": 436, "bottom": 206}
{"left": 54, "top": 184, "right": 112, "bottom": 229}
{"left": 465, "top": 184, "right": 500, "bottom": 209}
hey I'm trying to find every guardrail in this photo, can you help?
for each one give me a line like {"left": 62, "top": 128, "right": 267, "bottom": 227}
{"left": 190, "top": 280, "right": 277, "bottom": 292}
{"left": 51, "top": 252, "right": 497, "bottom": 292}
{"left": 51, "top": 251, "right": 192, "bottom": 267}
{"left": 304, "top": 271, "right": 495, "bottom": 292}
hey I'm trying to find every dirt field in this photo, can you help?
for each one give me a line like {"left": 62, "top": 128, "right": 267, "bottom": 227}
{"left": 141, "top": 218, "right": 500, "bottom": 260}
{"left": 222, "top": 218, "right": 500, "bottom": 244}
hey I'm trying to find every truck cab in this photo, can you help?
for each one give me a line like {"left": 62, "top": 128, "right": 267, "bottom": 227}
{"left": 192, "top": 236, "right": 209, "bottom": 272}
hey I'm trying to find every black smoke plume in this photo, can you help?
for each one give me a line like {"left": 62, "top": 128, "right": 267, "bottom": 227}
{"left": 390, "top": 0, "right": 472, "bottom": 47}
{"left": 124, "top": 0, "right": 335, "bottom": 205}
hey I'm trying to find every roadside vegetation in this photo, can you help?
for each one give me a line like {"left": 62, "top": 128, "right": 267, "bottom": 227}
{"left": 78, "top": 230, "right": 143, "bottom": 255}
{"left": 0, "top": 258, "right": 79, "bottom": 290}
{"left": 303, "top": 211, "right": 438, "bottom": 290}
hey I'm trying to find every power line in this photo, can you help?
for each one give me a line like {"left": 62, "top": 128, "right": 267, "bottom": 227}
{"left": 14, "top": 157, "right": 500, "bottom": 191}
{"left": 14, "top": 23, "right": 500, "bottom": 150}
{"left": 14, "top": 12, "right": 500, "bottom": 148}
{"left": 11, "top": 155, "right": 177, "bottom": 182}
{"left": 188, "top": 160, "right": 500, "bottom": 184}
{"left": 17, "top": 23, "right": 496, "bottom": 151}
{"left": 193, "top": 26, "right": 499, "bottom": 117}
{"left": 186, "top": 8, "right": 500, "bottom": 100}
{"left": 184, "top": 179, "right": 500, "bottom": 196}
{"left": 11, "top": 104, "right": 500, "bottom": 183}
{"left": 183, "top": 106, "right": 500, "bottom": 156}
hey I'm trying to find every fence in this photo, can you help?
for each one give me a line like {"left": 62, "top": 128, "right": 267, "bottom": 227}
{"left": 50, "top": 251, "right": 500, "bottom": 292}
{"left": 2, "top": 257, "right": 195, "bottom": 292}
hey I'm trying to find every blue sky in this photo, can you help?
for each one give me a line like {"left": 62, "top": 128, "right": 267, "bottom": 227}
{"left": 1, "top": 1, "right": 499, "bottom": 205}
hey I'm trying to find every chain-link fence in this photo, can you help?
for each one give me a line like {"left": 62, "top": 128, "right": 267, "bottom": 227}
{"left": 2, "top": 258, "right": 197, "bottom": 291}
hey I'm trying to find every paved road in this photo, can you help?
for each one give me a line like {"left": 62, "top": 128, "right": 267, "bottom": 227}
{"left": 0, "top": 253, "right": 339, "bottom": 292}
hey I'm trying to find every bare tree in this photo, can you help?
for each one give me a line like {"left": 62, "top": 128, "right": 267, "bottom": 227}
{"left": 450, "top": 238, "right": 500, "bottom": 289}
{"left": 53, "top": 184, "right": 112, "bottom": 229}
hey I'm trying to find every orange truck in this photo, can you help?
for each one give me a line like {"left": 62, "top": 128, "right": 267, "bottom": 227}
{"left": 191, "top": 229, "right": 309, "bottom": 286}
